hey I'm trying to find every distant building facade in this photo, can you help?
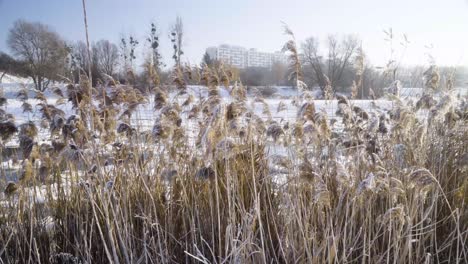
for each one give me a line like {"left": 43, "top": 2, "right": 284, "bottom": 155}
{"left": 206, "top": 45, "right": 287, "bottom": 69}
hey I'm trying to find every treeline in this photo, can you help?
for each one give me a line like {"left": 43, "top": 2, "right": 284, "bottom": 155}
{"left": 1, "top": 19, "right": 466, "bottom": 97}
{"left": 0, "top": 18, "right": 182, "bottom": 91}
{"left": 298, "top": 33, "right": 467, "bottom": 97}
{"left": 218, "top": 33, "right": 467, "bottom": 98}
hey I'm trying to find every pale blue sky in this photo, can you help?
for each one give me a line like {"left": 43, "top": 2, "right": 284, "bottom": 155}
{"left": 0, "top": 0, "right": 467, "bottom": 67}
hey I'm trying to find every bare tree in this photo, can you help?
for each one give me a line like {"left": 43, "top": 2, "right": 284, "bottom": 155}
{"left": 70, "top": 41, "right": 108, "bottom": 85}
{"left": 147, "top": 23, "right": 163, "bottom": 72}
{"left": 170, "top": 16, "right": 184, "bottom": 68}
{"left": 119, "top": 35, "right": 138, "bottom": 72}
{"left": 302, "top": 35, "right": 359, "bottom": 93}
{"left": 118, "top": 35, "right": 138, "bottom": 83}
{"left": 94, "top": 40, "right": 119, "bottom": 76}
{"left": 302, "top": 37, "right": 326, "bottom": 89}
{"left": 119, "top": 36, "right": 129, "bottom": 75}
{"left": 72, "top": 41, "right": 92, "bottom": 74}
{"left": 7, "top": 20, "right": 69, "bottom": 91}
{"left": 326, "top": 35, "right": 359, "bottom": 90}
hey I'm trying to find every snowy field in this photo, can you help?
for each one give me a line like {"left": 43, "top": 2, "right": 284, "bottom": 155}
{"left": 1, "top": 72, "right": 466, "bottom": 188}
{"left": 1, "top": 72, "right": 466, "bottom": 150}
{"left": 1, "top": 72, "right": 467, "bottom": 142}
{"left": 2, "top": 75, "right": 466, "bottom": 146}
{"left": 0, "top": 79, "right": 395, "bottom": 146}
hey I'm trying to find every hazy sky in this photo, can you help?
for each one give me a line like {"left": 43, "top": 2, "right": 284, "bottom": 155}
{"left": 0, "top": 0, "right": 467, "bottom": 68}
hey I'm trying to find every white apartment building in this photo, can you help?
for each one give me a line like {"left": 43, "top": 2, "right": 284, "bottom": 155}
{"left": 272, "top": 51, "right": 289, "bottom": 65}
{"left": 206, "top": 45, "right": 288, "bottom": 69}
{"left": 247, "top": 49, "right": 271, "bottom": 68}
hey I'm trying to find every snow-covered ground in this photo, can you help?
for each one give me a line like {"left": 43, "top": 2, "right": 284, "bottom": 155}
{"left": 0, "top": 72, "right": 31, "bottom": 84}
{"left": 3, "top": 72, "right": 466, "bottom": 147}
{"left": 1, "top": 72, "right": 465, "bottom": 189}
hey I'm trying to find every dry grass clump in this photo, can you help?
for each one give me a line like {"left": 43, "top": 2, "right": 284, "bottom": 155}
{"left": 0, "top": 96, "right": 7, "bottom": 108}
{"left": 0, "top": 59, "right": 467, "bottom": 264}
{"left": 0, "top": 120, "right": 18, "bottom": 141}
